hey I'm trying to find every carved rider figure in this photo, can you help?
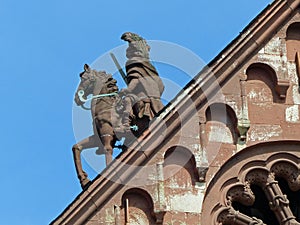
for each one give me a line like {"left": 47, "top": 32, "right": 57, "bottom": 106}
{"left": 120, "top": 32, "right": 165, "bottom": 127}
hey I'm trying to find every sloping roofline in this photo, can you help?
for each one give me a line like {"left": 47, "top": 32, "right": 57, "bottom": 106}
{"left": 51, "top": 0, "right": 300, "bottom": 224}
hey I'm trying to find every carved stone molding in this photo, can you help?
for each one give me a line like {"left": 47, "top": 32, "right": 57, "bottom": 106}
{"left": 217, "top": 207, "right": 265, "bottom": 225}
{"left": 245, "top": 168, "right": 269, "bottom": 186}
{"left": 220, "top": 167, "right": 300, "bottom": 225}
{"left": 226, "top": 183, "right": 255, "bottom": 207}
{"left": 271, "top": 161, "right": 300, "bottom": 191}
{"left": 205, "top": 142, "right": 300, "bottom": 225}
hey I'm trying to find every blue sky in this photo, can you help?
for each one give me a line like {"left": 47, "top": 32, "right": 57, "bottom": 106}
{"left": 0, "top": 1, "right": 272, "bottom": 224}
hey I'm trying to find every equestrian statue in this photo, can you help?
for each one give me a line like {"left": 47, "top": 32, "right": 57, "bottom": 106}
{"left": 72, "top": 32, "right": 165, "bottom": 189}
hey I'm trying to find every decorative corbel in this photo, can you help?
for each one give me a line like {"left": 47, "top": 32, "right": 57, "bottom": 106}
{"left": 153, "top": 211, "right": 166, "bottom": 224}
{"left": 237, "top": 119, "right": 250, "bottom": 143}
{"left": 275, "top": 79, "right": 290, "bottom": 99}
{"left": 197, "top": 166, "right": 209, "bottom": 182}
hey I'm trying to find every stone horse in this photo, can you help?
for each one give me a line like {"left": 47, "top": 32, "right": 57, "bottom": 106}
{"left": 73, "top": 64, "right": 138, "bottom": 188}
{"left": 72, "top": 32, "right": 165, "bottom": 189}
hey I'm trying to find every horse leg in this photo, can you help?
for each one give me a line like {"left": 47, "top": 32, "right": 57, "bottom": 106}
{"left": 95, "top": 117, "right": 115, "bottom": 166}
{"left": 72, "top": 145, "right": 90, "bottom": 189}
{"left": 72, "top": 135, "right": 100, "bottom": 189}
{"left": 101, "top": 135, "right": 114, "bottom": 166}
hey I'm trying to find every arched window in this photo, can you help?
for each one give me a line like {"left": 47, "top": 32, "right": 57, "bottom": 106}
{"left": 121, "top": 188, "right": 156, "bottom": 225}
{"left": 246, "top": 63, "right": 279, "bottom": 102}
{"left": 163, "top": 146, "right": 198, "bottom": 187}
{"left": 205, "top": 103, "right": 238, "bottom": 145}
{"left": 286, "top": 22, "right": 300, "bottom": 85}
{"left": 286, "top": 22, "right": 300, "bottom": 61}
{"left": 162, "top": 146, "right": 202, "bottom": 216}
{"left": 201, "top": 141, "right": 300, "bottom": 225}
{"left": 204, "top": 103, "right": 238, "bottom": 164}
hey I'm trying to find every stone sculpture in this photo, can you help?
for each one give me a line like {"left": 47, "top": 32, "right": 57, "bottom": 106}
{"left": 120, "top": 32, "right": 164, "bottom": 127}
{"left": 72, "top": 32, "right": 164, "bottom": 189}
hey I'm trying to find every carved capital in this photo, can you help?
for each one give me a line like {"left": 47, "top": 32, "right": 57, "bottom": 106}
{"left": 226, "top": 182, "right": 255, "bottom": 206}
{"left": 237, "top": 119, "right": 250, "bottom": 142}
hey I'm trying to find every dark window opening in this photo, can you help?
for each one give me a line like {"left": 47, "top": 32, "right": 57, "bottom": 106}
{"left": 232, "top": 185, "right": 279, "bottom": 225}
{"left": 277, "top": 177, "right": 300, "bottom": 222}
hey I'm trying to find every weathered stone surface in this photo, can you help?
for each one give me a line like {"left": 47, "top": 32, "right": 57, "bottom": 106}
{"left": 51, "top": 2, "right": 300, "bottom": 225}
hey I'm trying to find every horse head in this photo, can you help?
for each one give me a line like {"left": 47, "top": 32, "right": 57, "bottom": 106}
{"left": 74, "top": 64, "right": 118, "bottom": 106}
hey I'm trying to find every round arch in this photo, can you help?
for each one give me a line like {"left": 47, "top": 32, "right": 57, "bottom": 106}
{"left": 286, "top": 22, "right": 300, "bottom": 40}
{"left": 205, "top": 102, "right": 239, "bottom": 145}
{"left": 246, "top": 62, "right": 281, "bottom": 102}
{"left": 121, "top": 188, "right": 156, "bottom": 225}
{"left": 163, "top": 145, "right": 199, "bottom": 184}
